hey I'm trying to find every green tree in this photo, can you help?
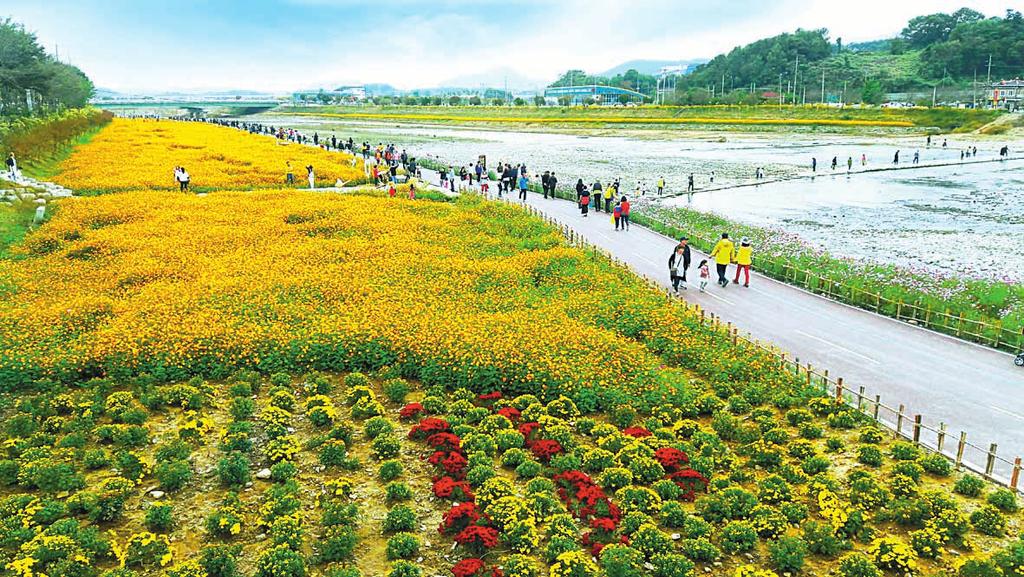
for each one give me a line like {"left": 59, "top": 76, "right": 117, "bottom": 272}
{"left": 861, "top": 79, "right": 884, "bottom": 104}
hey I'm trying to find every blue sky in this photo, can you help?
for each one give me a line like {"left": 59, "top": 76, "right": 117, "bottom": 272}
{"left": 3, "top": 0, "right": 1013, "bottom": 93}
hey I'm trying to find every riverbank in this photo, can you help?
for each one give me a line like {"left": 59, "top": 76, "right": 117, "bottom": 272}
{"left": 276, "top": 103, "right": 1001, "bottom": 133}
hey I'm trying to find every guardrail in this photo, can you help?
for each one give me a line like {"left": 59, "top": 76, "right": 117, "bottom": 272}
{"left": 502, "top": 192, "right": 1023, "bottom": 494}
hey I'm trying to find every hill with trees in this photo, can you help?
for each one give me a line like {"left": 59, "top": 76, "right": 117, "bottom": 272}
{"left": 0, "top": 18, "right": 94, "bottom": 117}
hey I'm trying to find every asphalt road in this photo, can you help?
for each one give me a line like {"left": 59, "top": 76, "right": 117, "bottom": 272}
{"left": 420, "top": 169, "right": 1024, "bottom": 478}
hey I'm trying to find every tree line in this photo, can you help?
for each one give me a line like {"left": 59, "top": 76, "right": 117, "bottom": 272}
{"left": 0, "top": 18, "right": 94, "bottom": 117}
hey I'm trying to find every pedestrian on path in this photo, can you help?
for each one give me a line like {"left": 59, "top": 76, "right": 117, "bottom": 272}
{"left": 811, "top": 157, "right": 817, "bottom": 172}
{"left": 732, "top": 237, "right": 752, "bottom": 287}
{"left": 831, "top": 156, "right": 837, "bottom": 170}
{"left": 669, "top": 238, "right": 691, "bottom": 292}
{"left": 710, "top": 233, "right": 735, "bottom": 288}
{"left": 620, "top": 196, "right": 630, "bottom": 230}
{"left": 541, "top": 171, "right": 550, "bottom": 197}
{"left": 307, "top": 165, "right": 315, "bottom": 189}
{"left": 893, "top": 150, "right": 900, "bottom": 165}
{"left": 613, "top": 201, "right": 622, "bottom": 230}
{"left": 657, "top": 177, "right": 665, "bottom": 196}
{"left": 605, "top": 181, "right": 614, "bottom": 212}
{"left": 580, "top": 191, "right": 590, "bottom": 217}
{"left": 847, "top": 157, "right": 853, "bottom": 171}
{"left": 861, "top": 153, "right": 867, "bottom": 166}
{"left": 548, "top": 172, "right": 558, "bottom": 199}
{"left": 518, "top": 173, "right": 528, "bottom": 202}
{"left": 575, "top": 179, "right": 586, "bottom": 207}
{"left": 6, "top": 153, "right": 16, "bottom": 180}
{"left": 710, "top": 171, "right": 715, "bottom": 184}
{"left": 687, "top": 174, "right": 694, "bottom": 192}
{"left": 913, "top": 151, "right": 920, "bottom": 165}
{"left": 592, "top": 180, "right": 603, "bottom": 212}
{"left": 698, "top": 260, "right": 710, "bottom": 292}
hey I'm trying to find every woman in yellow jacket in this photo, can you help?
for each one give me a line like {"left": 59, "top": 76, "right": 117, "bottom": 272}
{"left": 709, "top": 233, "right": 735, "bottom": 288}
{"left": 733, "top": 237, "right": 753, "bottom": 287}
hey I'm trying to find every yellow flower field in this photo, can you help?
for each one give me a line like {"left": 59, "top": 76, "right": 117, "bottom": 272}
{"left": 51, "top": 119, "right": 367, "bottom": 192}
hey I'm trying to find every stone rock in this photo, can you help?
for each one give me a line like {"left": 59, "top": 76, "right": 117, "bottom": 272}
{"left": 256, "top": 468, "right": 272, "bottom": 480}
{"left": 643, "top": 563, "right": 655, "bottom": 571}
{"left": 149, "top": 490, "right": 165, "bottom": 499}
{"left": 671, "top": 533, "right": 681, "bottom": 540}
{"left": 245, "top": 482, "right": 253, "bottom": 488}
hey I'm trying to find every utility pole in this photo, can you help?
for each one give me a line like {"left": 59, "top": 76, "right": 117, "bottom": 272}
{"left": 721, "top": 74, "right": 725, "bottom": 97}
{"left": 842, "top": 81, "right": 847, "bottom": 105}
{"left": 793, "top": 55, "right": 800, "bottom": 105}
{"left": 779, "top": 73, "right": 784, "bottom": 105}
{"left": 821, "top": 69, "right": 825, "bottom": 104}
{"left": 986, "top": 54, "right": 993, "bottom": 83}
{"left": 973, "top": 68, "right": 977, "bottom": 107}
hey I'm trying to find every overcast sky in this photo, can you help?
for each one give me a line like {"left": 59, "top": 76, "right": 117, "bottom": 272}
{"left": 3, "top": 0, "right": 1014, "bottom": 93}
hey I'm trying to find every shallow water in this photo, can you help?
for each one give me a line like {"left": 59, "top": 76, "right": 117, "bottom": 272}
{"left": 252, "top": 115, "right": 1023, "bottom": 281}
{"left": 665, "top": 160, "right": 1024, "bottom": 282}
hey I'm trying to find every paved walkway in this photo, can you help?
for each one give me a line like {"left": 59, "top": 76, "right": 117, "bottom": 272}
{"left": 421, "top": 169, "right": 1024, "bottom": 478}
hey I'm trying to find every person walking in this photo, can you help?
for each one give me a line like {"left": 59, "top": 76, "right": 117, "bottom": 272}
{"left": 657, "top": 176, "right": 665, "bottom": 196}
{"left": 5, "top": 153, "right": 16, "bottom": 180}
{"left": 831, "top": 156, "right": 837, "bottom": 170}
{"left": 619, "top": 196, "right": 630, "bottom": 230}
{"left": 698, "top": 259, "right": 710, "bottom": 292}
{"left": 592, "top": 180, "right": 603, "bottom": 212}
{"left": 861, "top": 153, "right": 867, "bottom": 166}
{"left": 179, "top": 167, "right": 190, "bottom": 192}
{"left": 549, "top": 172, "right": 558, "bottom": 199}
{"left": 307, "top": 165, "right": 315, "bottom": 189}
{"left": 811, "top": 157, "right": 817, "bottom": 172}
{"left": 669, "top": 239, "right": 691, "bottom": 292}
{"left": 518, "top": 172, "right": 528, "bottom": 202}
{"left": 710, "top": 233, "right": 735, "bottom": 288}
{"left": 575, "top": 178, "right": 586, "bottom": 207}
{"left": 893, "top": 150, "right": 900, "bottom": 165}
{"left": 732, "top": 237, "right": 752, "bottom": 287}
{"left": 604, "top": 181, "right": 613, "bottom": 212}
{"left": 913, "top": 151, "right": 920, "bottom": 165}
{"left": 687, "top": 174, "right": 694, "bottom": 192}
{"left": 580, "top": 190, "right": 590, "bottom": 217}
{"left": 541, "top": 171, "right": 550, "bottom": 198}
{"left": 286, "top": 161, "right": 295, "bottom": 185}
{"left": 612, "top": 200, "right": 622, "bottom": 231}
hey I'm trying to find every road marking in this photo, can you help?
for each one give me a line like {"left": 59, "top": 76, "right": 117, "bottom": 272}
{"left": 699, "top": 289, "right": 735, "bottom": 306}
{"left": 794, "top": 330, "right": 880, "bottom": 365}
{"left": 989, "top": 405, "right": 1024, "bottom": 422}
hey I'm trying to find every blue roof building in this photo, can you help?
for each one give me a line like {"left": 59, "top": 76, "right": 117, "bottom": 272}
{"left": 543, "top": 84, "right": 646, "bottom": 105}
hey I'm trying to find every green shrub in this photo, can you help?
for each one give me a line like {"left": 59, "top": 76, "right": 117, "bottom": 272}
{"left": 837, "top": 553, "right": 882, "bottom": 577}
{"left": 987, "top": 488, "right": 1019, "bottom": 512}
{"left": 155, "top": 459, "right": 192, "bottom": 492}
{"left": 801, "top": 455, "right": 830, "bottom": 475}
{"left": 385, "top": 482, "right": 412, "bottom": 502}
{"left": 953, "top": 475, "right": 985, "bottom": 498}
{"left": 515, "top": 460, "right": 542, "bottom": 479}
{"left": 383, "top": 505, "right": 416, "bottom": 533}
{"left": 857, "top": 446, "right": 883, "bottom": 467}
{"left": 318, "top": 524, "right": 358, "bottom": 562}
{"left": 768, "top": 535, "right": 807, "bottom": 573}
{"left": 270, "top": 461, "right": 297, "bottom": 482}
{"left": 217, "top": 453, "right": 250, "bottom": 487}
{"left": 385, "top": 533, "right": 420, "bottom": 560}
{"left": 600, "top": 543, "right": 645, "bottom": 577}
{"left": 467, "top": 464, "right": 496, "bottom": 486}
{"left": 892, "top": 461, "right": 924, "bottom": 483}
{"left": 382, "top": 378, "right": 411, "bottom": 403}
{"left": 495, "top": 430, "right": 525, "bottom": 452}
{"left": 254, "top": 546, "right": 305, "bottom": 577}
{"left": 229, "top": 397, "right": 255, "bottom": 421}
{"left": 370, "top": 435, "right": 401, "bottom": 460}
{"left": 798, "top": 422, "right": 824, "bottom": 439}
{"left": 957, "top": 559, "right": 1002, "bottom": 577}
{"left": 378, "top": 460, "right": 403, "bottom": 482}
{"left": 387, "top": 561, "right": 421, "bottom": 577}
{"left": 679, "top": 537, "right": 721, "bottom": 562}
{"left": 802, "top": 520, "right": 849, "bottom": 556}
{"left": 858, "top": 428, "right": 884, "bottom": 444}
{"left": 652, "top": 479, "right": 682, "bottom": 501}
{"left": 918, "top": 453, "right": 952, "bottom": 476}
{"left": 781, "top": 502, "right": 809, "bottom": 525}
{"left": 501, "top": 448, "right": 529, "bottom": 468}
{"left": 651, "top": 553, "right": 695, "bottom": 577}
{"left": 695, "top": 487, "right": 757, "bottom": 523}
{"left": 631, "top": 524, "right": 673, "bottom": 558}
{"left": 145, "top": 503, "right": 174, "bottom": 532}
{"left": 890, "top": 442, "right": 921, "bottom": 461}
{"left": 719, "top": 520, "right": 758, "bottom": 553}
{"left": 199, "top": 544, "right": 242, "bottom": 577}
{"left": 364, "top": 416, "right": 395, "bottom": 439}
{"left": 599, "top": 468, "right": 634, "bottom": 491}
{"left": 659, "top": 501, "right": 689, "bottom": 528}
{"left": 970, "top": 504, "right": 1006, "bottom": 536}
{"left": 825, "top": 437, "right": 845, "bottom": 452}
{"left": 993, "top": 541, "right": 1024, "bottom": 577}
{"left": 83, "top": 449, "right": 111, "bottom": 470}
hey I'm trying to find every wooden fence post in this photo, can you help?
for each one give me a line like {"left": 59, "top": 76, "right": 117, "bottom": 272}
{"left": 873, "top": 395, "right": 881, "bottom": 420}
{"left": 986, "top": 444, "right": 998, "bottom": 477}
{"left": 835, "top": 378, "right": 844, "bottom": 403}
{"left": 912, "top": 415, "right": 922, "bottom": 444}
{"left": 956, "top": 432, "right": 966, "bottom": 470}
{"left": 857, "top": 386, "right": 865, "bottom": 411}
{"left": 1012, "top": 457, "right": 1022, "bottom": 491}
{"left": 896, "top": 404, "right": 905, "bottom": 436}
{"left": 937, "top": 423, "right": 946, "bottom": 453}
